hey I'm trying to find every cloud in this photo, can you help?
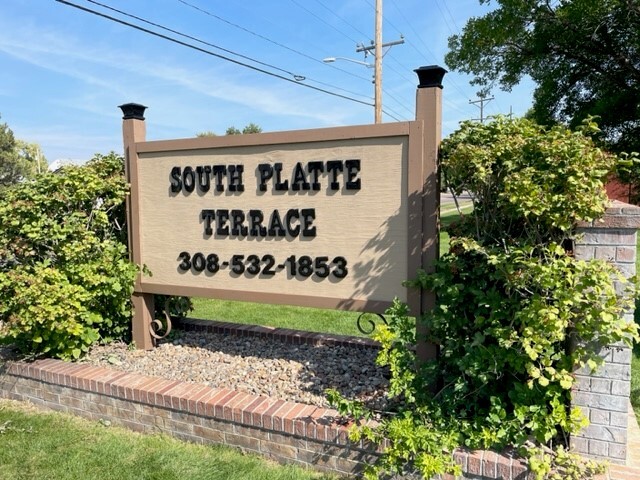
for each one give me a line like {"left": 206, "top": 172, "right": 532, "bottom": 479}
{"left": 0, "top": 17, "right": 356, "bottom": 126}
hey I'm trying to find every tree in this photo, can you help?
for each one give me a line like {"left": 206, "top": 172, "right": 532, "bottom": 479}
{"left": 445, "top": 0, "right": 640, "bottom": 153}
{"left": 197, "top": 124, "right": 263, "bottom": 137}
{"left": 225, "top": 123, "right": 262, "bottom": 135}
{"left": 0, "top": 115, "right": 43, "bottom": 187}
{"left": 196, "top": 131, "right": 217, "bottom": 137}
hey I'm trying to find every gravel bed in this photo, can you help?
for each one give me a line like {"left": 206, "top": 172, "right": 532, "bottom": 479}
{"left": 80, "top": 329, "right": 391, "bottom": 409}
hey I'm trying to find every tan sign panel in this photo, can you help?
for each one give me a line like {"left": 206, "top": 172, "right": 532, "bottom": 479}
{"left": 129, "top": 122, "right": 426, "bottom": 314}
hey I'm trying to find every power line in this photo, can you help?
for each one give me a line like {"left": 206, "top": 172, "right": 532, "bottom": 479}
{"left": 438, "top": 0, "right": 460, "bottom": 32}
{"left": 56, "top": 0, "right": 375, "bottom": 108}
{"left": 178, "top": 0, "right": 413, "bottom": 117}
{"left": 84, "top": 0, "right": 305, "bottom": 81}
{"left": 176, "top": 0, "right": 372, "bottom": 83}
{"left": 432, "top": 0, "right": 456, "bottom": 36}
{"left": 289, "top": 0, "right": 360, "bottom": 45}
{"left": 312, "top": 0, "right": 370, "bottom": 41}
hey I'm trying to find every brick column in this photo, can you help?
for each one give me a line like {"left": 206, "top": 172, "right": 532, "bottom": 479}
{"left": 571, "top": 200, "right": 640, "bottom": 463}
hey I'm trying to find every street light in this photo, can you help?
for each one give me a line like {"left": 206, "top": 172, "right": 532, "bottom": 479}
{"left": 323, "top": 56, "right": 379, "bottom": 123}
{"left": 322, "top": 57, "right": 373, "bottom": 68}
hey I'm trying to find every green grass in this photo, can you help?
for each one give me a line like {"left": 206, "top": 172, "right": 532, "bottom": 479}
{"left": 440, "top": 201, "right": 473, "bottom": 254}
{"left": 189, "top": 298, "right": 365, "bottom": 337}
{"left": 0, "top": 400, "right": 339, "bottom": 480}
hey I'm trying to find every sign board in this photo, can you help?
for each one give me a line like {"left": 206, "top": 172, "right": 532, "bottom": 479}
{"left": 128, "top": 122, "right": 427, "bottom": 314}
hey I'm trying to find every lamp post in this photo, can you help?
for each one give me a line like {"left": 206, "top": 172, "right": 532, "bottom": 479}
{"left": 323, "top": 57, "right": 373, "bottom": 69}
{"left": 323, "top": 56, "right": 379, "bottom": 123}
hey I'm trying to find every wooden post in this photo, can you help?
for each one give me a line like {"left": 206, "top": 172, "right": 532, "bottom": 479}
{"left": 119, "top": 103, "right": 155, "bottom": 350}
{"left": 414, "top": 66, "right": 446, "bottom": 363}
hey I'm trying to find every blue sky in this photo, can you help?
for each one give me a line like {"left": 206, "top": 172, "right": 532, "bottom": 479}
{"left": 0, "top": 0, "right": 534, "bottom": 162}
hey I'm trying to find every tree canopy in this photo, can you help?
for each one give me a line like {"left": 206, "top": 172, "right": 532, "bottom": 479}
{"left": 445, "top": 0, "right": 640, "bottom": 153}
{"left": 0, "top": 115, "right": 44, "bottom": 187}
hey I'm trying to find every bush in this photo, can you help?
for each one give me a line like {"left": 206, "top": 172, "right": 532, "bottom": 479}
{"left": 329, "top": 118, "right": 639, "bottom": 479}
{"left": 0, "top": 153, "right": 138, "bottom": 359}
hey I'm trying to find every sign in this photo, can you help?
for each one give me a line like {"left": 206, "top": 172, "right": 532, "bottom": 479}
{"left": 129, "top": 122, "right": 426, "bottom": 314}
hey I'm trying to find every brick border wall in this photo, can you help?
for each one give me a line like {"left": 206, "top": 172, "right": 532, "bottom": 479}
{"left": 0, "top": 323, "right": 532, "bottom": 480}
{"left": 572, "top": 200, "right": 640, "bottom": 463}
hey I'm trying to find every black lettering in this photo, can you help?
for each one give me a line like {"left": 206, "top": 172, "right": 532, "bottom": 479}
{"left": 274, "top": 163, "right": 289, "bottom": 191}
{"left": 285, "top": 209, "right": 300, "bottom": 237}
{"left": 216, "top": 209, "right": 229, "bottom": 236}
{"left": 301, "top": 208, "right": 316, "bottom": 237}
{"left": 183, "top": 166, "right": 195, "bottom": 193}
{"left": 201, "top": 209, "right": 215, "bottom": 236}
{"left": 170, "top": 166, "right": 182, "bottom": 193}
{"left": 212, "top": 165, "right": 227, "bottom": 192}
{"left": 249, "top": 209, "right": 267, "bottom": 236}
{"left": 258, "top": 164, "right": 273, "bottom": 192}
{"left": 307, "top": 161, "right": 324, "bottom": 191}
{"left": 228, "top": 165, "right": 244, "bottom": 192}
{"left": 196, "top": 165, "right": 212, "bottom": 192}
{"left": 326, "top": 160, "right": 343, "bottom": 190}
{"left": 230, "top": 209, "right": 248, "bottom": 236}
{"left": 267, "top": 210, "right": 286, "bottom": 237}
{"left": 291, "top": 162, "right": 311, "bottom": 191}
{"left": 345, "top": 159, "right": 361, "bottom": 190}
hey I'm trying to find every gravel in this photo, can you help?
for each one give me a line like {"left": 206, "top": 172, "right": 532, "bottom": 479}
{"left": 79, "top": 329, "right": 391, "bottom": 410}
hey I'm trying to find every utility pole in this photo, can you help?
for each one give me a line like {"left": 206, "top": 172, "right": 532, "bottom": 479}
{"left": 469, "top": 94, "right": 494, "bottom": 123}
{"left": 374, "top": 0, "right": 382, "bottom": 123}
{"left": 355, "top": 0, "right": 404, "bottom": 124}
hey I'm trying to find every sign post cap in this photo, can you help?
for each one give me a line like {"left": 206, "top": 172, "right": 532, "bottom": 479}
{"left": 414, "top": 66, "right": 447, "bottom": 89}
{"left": 119, "top": 103, "right": 148, "bottom": 120}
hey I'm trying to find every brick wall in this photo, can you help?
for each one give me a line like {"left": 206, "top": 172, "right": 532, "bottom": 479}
{"left": 0, "top": 326, "right": 531, "bottom": 480}
{"left": 572, "top": 200, "right": 640, "bottom": 463}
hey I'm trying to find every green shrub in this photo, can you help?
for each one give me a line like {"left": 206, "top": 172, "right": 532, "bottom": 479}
{"left": 0, "top": 153, "right": 138, "bottom": 359}
{"left": 329, "top": 118, "right": 639, "bottom": 479}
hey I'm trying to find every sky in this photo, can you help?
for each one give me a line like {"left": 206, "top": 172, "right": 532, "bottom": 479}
{"left": 0, "top": 0, "right": 534, "bottom": 163}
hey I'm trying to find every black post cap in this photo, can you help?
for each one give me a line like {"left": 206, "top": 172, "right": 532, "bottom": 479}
{"left": 414, "top": 66, "right": 447, "bottom": 89}
{"left": 118, "top": 103, "right": 147, "bottom": 120}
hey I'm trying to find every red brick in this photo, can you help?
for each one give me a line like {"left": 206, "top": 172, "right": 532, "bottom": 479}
{"left": 152, "top": 380, "right": 181, "bottom": 406}
{"left": 196, "top": 389, "right": 223, "bottom": 417}
{"left": 231, "top": 393, "right": 254, "bottom": 423}
{"left": 185, "top": 385, "right": 213, "bottom": 415}
{"left": 482, "top": 450, "right": 497, "bottom": 477}
{"left": 467, "top": 450, "right": 483, "bottom": 476}
{"left": 496, "top": 453, "right": 512, "bottom": 479}
{"left": 274, "top": 402, "right": 299, "bottom": 432}
{"left": 210, "top": 389, "right": 236, "bottom": 418}
{"left": 220, "top": 391, "right": 243, "bottom": 421}
{"left": 110, "top": 373, "right": 139, "bottom": 398}
{"left": 282, "top": 403, "right": 307, "bottom": 435}
{"left": 293, "top": 405, "right": 317, "bottom": 437}
{"left": 250, "top": 397, "right": 274, "bottom": 428}
{"left": 78, "top": 366, "right": 104, "bottom": 390}
{"left": 262, "top": 399, "right": 286, "bottom": 430}
{"left": 122, "top": 375, "right": 151, "bottom": 401}
{"left": 242, "top": 396, "right": 269, "bottom": 425}
{"left": 67, "top": 365, "right": 93, "bottom": 388}
{"left": 140, "top": 377, "right": 166, "bottom": 404}
{"left": 511, "top": 457, "right": 529, "bottom": 479}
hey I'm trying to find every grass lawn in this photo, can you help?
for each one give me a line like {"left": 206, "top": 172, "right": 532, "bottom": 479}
{"left": 189, "top": 298, "right": 365, "bottom": 337}
{"left": 0, "top": 399, "right": 339, "bottom": 480}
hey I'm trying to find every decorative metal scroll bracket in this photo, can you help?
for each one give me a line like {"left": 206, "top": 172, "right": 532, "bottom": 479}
{"left": 149, "top": 297, "right": 174, "bottom": 340}
{"left": 356, "top": 312, "right": 388, "bottom": 335}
